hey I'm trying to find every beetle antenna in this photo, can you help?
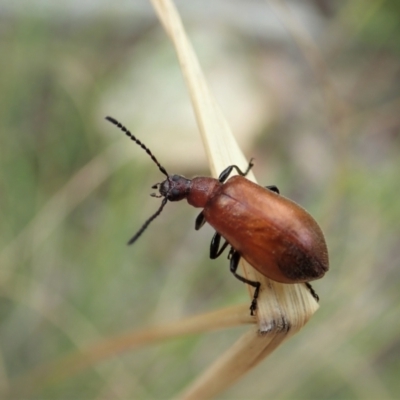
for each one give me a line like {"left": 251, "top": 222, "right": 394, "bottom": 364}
{"left": 105, "top": 116, "right": 169, "bottom": 177}
{"left": 127, "top": 198, "right": 168, "bottom": 245}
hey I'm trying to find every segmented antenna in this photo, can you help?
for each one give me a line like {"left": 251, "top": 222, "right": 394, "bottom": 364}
{"left": 127, "top": 198, "right": 168, "bottom": 245}
{"left": 105, "top": 116, "right": 168, "bottom": 177}
{"left": 105, "top": 116, "right": 171, "bottom": 245}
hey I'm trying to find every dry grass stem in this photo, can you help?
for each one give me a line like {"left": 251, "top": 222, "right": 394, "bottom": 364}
{"left": 179, "top": 326, "right": 294, "bottom": 400}
{"left": 150, "top": 0, "right": 320, "bottom": 398}
{"left": 5, "top": 305, "right": 254, "bottom": 397}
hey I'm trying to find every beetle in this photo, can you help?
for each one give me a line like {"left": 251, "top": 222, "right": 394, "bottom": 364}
{"left": 106, "top": 116, "right": 329, "bottom": 315}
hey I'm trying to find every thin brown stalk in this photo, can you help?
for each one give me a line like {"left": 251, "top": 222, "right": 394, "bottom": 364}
{"left": 3, "top": 305, "right": 254, "bottom": 398}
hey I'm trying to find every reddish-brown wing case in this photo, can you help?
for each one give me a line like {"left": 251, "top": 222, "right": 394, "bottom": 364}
{"left": 203, "top": 176, "right": 329, "bottom": 283}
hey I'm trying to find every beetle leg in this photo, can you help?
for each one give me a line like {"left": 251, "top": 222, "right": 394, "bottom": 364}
{"left": 195, "top": 211, "right": 206, "bottom": 230}
{"left": 218, "top": 158, "right": 255, "bottom": 183}
{"left": 210, "top": 232, "right": 229, "bottom": 259}
{"left": 305, "top": 282, "right": 319, "bottom": 302}
{"left": 266, "top": 185, "right": 280, "bottom": 194}
{"left": 229, "top": 249, "right": 261, "bottom": 316}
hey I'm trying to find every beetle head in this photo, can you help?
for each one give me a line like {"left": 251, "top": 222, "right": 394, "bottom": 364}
{"left": 154, "top": 175, "right": 191, "bottom": 202}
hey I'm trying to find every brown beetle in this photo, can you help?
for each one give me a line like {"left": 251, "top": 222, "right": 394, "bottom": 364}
{"left": 106, "top": 116, "right": 329, "bottom": 314}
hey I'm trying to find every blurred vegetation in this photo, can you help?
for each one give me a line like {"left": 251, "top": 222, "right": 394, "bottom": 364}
{"left": 0, "top": 0, "right": 399, "bottom": 399}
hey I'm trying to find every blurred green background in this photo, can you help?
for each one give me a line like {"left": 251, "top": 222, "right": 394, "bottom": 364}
{"left": 1, "top": 0, "right": 400, "bottom": 399}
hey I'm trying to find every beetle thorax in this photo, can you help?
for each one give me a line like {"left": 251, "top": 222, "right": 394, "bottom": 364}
{"left": 186, "top": 177, "right": 221, "bottom": 208}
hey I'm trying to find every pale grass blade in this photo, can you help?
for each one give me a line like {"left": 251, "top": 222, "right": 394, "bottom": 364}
{"left": 150, "top": 0, "right": 319, "bottom": 398}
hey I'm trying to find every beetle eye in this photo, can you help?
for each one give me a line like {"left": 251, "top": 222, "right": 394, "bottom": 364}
{"left": 171, "top": 188, "right": 180, "bottom": 197}
{"left": 172, "top": 175, "right": 180, "bottom": 181}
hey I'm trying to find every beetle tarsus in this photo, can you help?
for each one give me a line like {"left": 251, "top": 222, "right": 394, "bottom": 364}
{"left": 305, "top": 282, "right": 319, "bottom": 302}
{"left": 250, "top": 300, "right": 257, "bottom": 315}
{"left": 249, "top": 282, "right": 261, "bottom": 315}
{"left": 217, "top": 159, "right": 255, "bottom": 183}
